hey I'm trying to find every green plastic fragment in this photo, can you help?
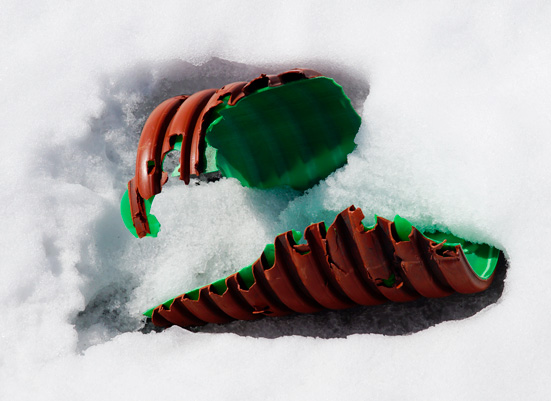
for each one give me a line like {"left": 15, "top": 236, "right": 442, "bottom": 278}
{"left": 211, "top": 277, "right": 228, "bottom": 295}
{"left": 144, "top": 296, "right": 175, "bottom": 318}
{"left": 124, "top": 77, "right": 360, "bottom": 241}
{"left": 122, "top": 139, "right": 186, "bottom": 238}
{"left": 205, "top": 77, "right": 361, "bottom": 190}
{"left": 237, "top": 265, "right": 255, "bottom": 290}
{"left": 291, "top": 230, "right": 302, "bottom": 243}
{"left": 136, "top": 77, "right": 500, "bottom": 318}
{"left": 120, "top": 190, "right": 160, "bottom": 238}
{"left": 381, "top": 274, "right": 396, "bottom": 288}
{"left": 143, "top": 217, "right": 500, "bottom": 317}
{"left": 393, "top": 215, "right": 499, "bottom": 280}
{"left": 186, "top": 288, "right": 200, "bottom": 301}
{"left": 263, "top": 244, "right": 275, "bottom": 266}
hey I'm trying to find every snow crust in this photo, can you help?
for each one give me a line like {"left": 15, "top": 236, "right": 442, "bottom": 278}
{"left": 1, "top": 1, "right": 550, "bottom": 399}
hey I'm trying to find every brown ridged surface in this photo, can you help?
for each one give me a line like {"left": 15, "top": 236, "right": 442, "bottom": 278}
{"left": 128, "top": 69, "right": 322, "bottom": 237}
{"left": 151, "top": 205, "right": 496, "bottom": 328}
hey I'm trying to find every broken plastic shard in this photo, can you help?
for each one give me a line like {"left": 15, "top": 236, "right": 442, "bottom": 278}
{"left": 122, "top": 69, "right": 358, "bottom": 238}
{"left": 120, "top": 191, "right": 160, "bottom": 238}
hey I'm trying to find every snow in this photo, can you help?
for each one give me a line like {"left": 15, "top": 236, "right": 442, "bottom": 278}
{"left": 1, "top": 1, "right": 551, "bottom": 399}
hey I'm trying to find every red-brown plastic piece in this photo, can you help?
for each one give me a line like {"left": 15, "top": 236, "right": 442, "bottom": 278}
{"left": 150, "top": 206, "right": 495, "bottom": 328}
{"left": 127, "top": 69, "right": 322, "bottom": 237}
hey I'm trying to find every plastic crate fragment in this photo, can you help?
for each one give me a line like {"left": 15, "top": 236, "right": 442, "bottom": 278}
{"left": 120, "top": 68, "right": 501, "bottom": 329}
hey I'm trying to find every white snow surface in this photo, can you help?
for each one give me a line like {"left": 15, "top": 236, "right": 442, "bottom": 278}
{"left": 1, "top": 1, "right": 551, "bottom": 400}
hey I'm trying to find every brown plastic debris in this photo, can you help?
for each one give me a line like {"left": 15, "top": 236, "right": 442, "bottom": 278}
{"left": 151, "top": 206, "right": 494, "bottom": 328}
{"left": 127, "top": 69, "right": 322, "bottom": 237}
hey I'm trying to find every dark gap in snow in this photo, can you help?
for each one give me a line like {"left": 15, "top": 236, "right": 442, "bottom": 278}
{"left": 74, "top": 283, "right": 142, "bottom": 352}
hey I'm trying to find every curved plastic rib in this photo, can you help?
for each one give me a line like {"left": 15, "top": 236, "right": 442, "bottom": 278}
{"left": 150, "top": 206, "right": 500, "bottom": 328}
{"left": 126, "top": 69, "right": 324, "bottom": 238}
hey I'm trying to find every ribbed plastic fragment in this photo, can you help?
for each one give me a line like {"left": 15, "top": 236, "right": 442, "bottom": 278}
{"left": 125, "top": 69, "right": 328, "bottom": 237}
{"left": 150, "top": 206, "right": 499, "bottom": 329}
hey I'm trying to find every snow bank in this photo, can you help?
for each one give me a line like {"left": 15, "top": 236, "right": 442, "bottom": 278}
{"left": 1, "top": 1, "right": 550, "bottom": 400}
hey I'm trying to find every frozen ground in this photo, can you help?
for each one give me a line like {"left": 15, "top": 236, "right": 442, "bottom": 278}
{"left": 1, "top": 1, "right": 550, "bottom": 400}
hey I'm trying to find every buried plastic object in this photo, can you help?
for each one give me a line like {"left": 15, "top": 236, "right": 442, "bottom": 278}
{"left": 148, "top": 207, "right": 500, "bottom": 328}
{"left": 121, "top": 68, "right": 501, "bottom": 329}
{"left": 122, "top": 68, "right": 360, "bottom": 238}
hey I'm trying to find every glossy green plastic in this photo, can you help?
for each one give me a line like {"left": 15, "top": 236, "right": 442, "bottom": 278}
{"left": 120, "top": 191, "right": 160, "bottom": 238}
{"left": 393, "top": 215, "right": 499, "bottom": 280}
{"left": 205, "top": 77, "right": 361, "bottom": 190}
{"left": 122, "top": 78, "right": 359, "bottom": 239}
